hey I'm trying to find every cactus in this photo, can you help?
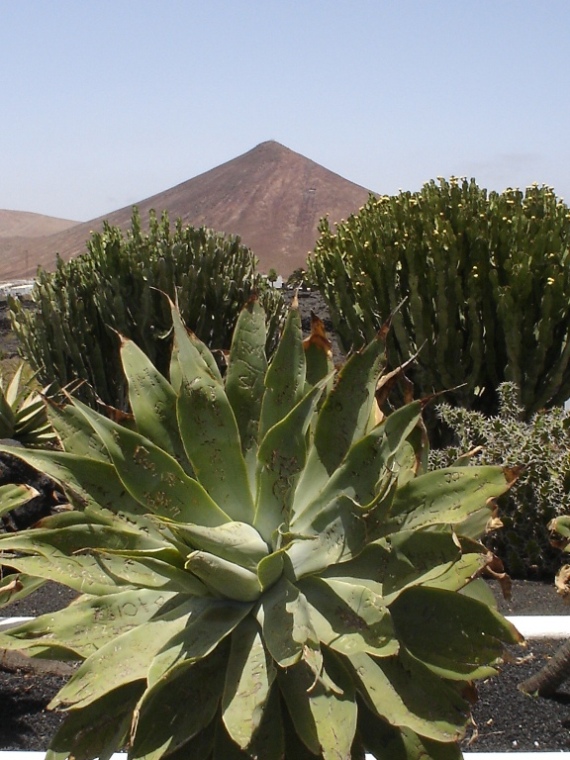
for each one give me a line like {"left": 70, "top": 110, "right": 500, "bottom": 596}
{"left": 10, "top": 209, "right": 286, "bottom": 410}
{"left": 0, "top": 298, "right": 521, "bottom": 759}
{"left": 308, "top": 179, "right": 570, "bottom": 421}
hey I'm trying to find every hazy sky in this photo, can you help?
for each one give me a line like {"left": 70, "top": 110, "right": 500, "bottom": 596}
{"left": 2, "top": 1, "right": 569, "bottom": 221}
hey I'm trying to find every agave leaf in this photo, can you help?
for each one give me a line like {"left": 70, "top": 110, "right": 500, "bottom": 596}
{"left": 259, "top": 305, "right": 306, "bottom": 438}
{"left": 279, "top": 651, "right": 358, "bottom": 759}
{"left": 0, "top": 444, "right": 146, "bottom": 518}
{"left": 294, "top": 333, "right": 389, "bottom": 513}
{"left": 381, "top": 529, "right": 482, "bottom": 598}
{"left": 147, "top": 598, "right": 251, "bottom": 686}
{"left": 5, "top": 363, "right": 24, "bottom": 407}
{"left": 255, "top": 377, "right": 330, "bottom": 543}
{"left": 255, "top": 575, "right": 319, "bottom": 667}
{"left": 220, "top": 683, "right": 284, "bottom": 760}
{"left": 50, "top": 597, "right": 202, "bottom": 710}
{"left": 168, "top": 295, "right": 223, "bottom": 388}
{"left": 47, "top": 681, "right": 144, "bottom": 760}
{"left": 0, "top": 483, "right": 38, "bottom": 517}
{"left": 0, "top": 588, "right": 176, "bottom": 659}
{"left": 256, "top": 547, "right": 285, "bottom": 591}
{"left": 119, "top": 335, "right": 190, "bottom": 472}
{"left": 383, "top": 465, "right": 514, "bottom": 535}
{"left": 162, "top": 721, "right": 215, "bottom": 760}
{"left": 185, "top": 550, "right": 261, "bottom": 602}
{"left": 347, "top": 650, "right": 469, "bottom": 743}
{"left": 358, "top": 707, "right": 462, "bottom": 760}
{"left": 46, "top": 399, "right": 110, "bottom": 460}
{"left": 299, "top": 576, "right": 398, "bottom": 658}
{"left": 68, "top": 399, "right": 231, "bottom": 525}
{"left": 292, "top": 402, "right": 422, "bottom": 533}
{"left": 0, "top": 552, "right": 119, "bottom": 596}
{"left": 222, "top": 616, "right": 276, "bottom": 750}
{"left": 388, "top": 585, "right": 521, "bottom": 680}
{"left": 225, "top": 298, "right": 268, "bottom": 484}
{"left": 95, "top": 551, "right": 210, "bottom": 595}
{"left": 287, "top": 495, "right": 368, "bottom": 578}
{"left": 130, "top": 647, "right": 227, "bottom": 760}
{"left": 158, "top": 518, "right": 269, "bottom": 570}
{"left": 170, "top": 301, "right": 255, "bottom": 523}
{"left": 320, "top": 540, "right": 391, "bottom": 599}
{"left": 0, "top": 572, "right": 45, "bottom": 608}
{"left": 303, "top": 312, "right": 334, "bottom": 390}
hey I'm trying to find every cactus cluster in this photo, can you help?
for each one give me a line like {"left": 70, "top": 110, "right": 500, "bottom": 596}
{"left": 0, "top": 298, "right": 520, "bottom": 760}
{"left": 308, "top": 179, "right": 570, "bottom": 420}
{"left": 10, "top": 209, "right": 286, "bottom": 410}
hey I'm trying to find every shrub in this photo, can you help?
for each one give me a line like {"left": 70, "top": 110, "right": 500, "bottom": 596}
{"left": 10, "top": 209, "right": 286, "bottom": 410}
{"left": 308, "top": 179, "right": 570, "bottom": 421}
{"left": 0, "top": 300, "right": 519, "bottom": 759}
{"left": 429, "top": 382, "right": 570, "bottom": 578}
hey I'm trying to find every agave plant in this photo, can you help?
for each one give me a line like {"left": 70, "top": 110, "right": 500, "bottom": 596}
{"left": 0, "top": 298, "right": 520, "bottom": 760}
{"left": 0, "top": 362, "right": 56, "bottom": 447}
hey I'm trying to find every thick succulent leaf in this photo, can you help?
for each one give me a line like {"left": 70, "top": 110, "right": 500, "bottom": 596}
{"left": 347, "top": 650, "right": 469, "bottom": 743}
{"left": 47, "top": 681, "right": 144, "bottom": 760}
{"left": 383, "top": 465, "right": 515, "bottom": 535}
{"left": 169, "top": 295, "right": 223, "bottom": 387}
{"left": 222, "top": 617, "right": 276, "bottom": 750}
{"left": 95, "top": 551, "right": 210, "bottom": 595}
{"left": 320, "top": 540, "right": 392, "bottom": 597}
{"left": 381, "top": 529, "right": 483, "bottom": 598}
{"left": 255, "top": 378, "right": 329, "bottom": 544}
{"left": 215, "top": 687, "right": 285, "bottom": 760}
{"left": 358, "top": 708, "right": 462, "bottom": 760}
{"left": 120, "top": 335, "right": 191, "bottom": 472}
{"left": 50, "top": 596, "right": 202, "bottom": 710}
{"left": 293, "top": 333, "right": 389, "bottom": 513}
{"left": 303, "top": 312, "right": 334, "bottom": 389}
{"left": 163, "top": 721, "right": 215, "bottom": 760}
{"left": 146, "top": 598, "right": 251, "bottom": 686}
{"left": 170, "top": 302, "right": 255, "bottom": 523}
{"left": 159, "top": 518, "right": 269, "bottom": 570}
{"left": 287, "top": 495, "right": 368, "bottom": 578}
{"left": 388, "top": 585, "right": 521, "bottom": 680}
{"left": 259, "top": 305, "right": 306, "bottom": 438}
{"left": 0, "top": 483, "right": 38, "bottom": 517}
{"left": 0, "top": 443, "right": 141, "bottom": 514}
{"left": 292, "top": 402, "right": 422, "bottom": 532}
{"left": 0, "top": 552, "right": 119, "bottom": 596}
{"left": 46, "top": 399, "right": 111, "bottom": 460}
{"left": 130, "top": 648, "right": 227, "bottom": 760}
{"left": 0, "top": 572, "right": 45, "bottom": 608}
{"left": 255, "top": 575, "right": 319, "bottom": 667}
{"left": 278, "top": 651, "right": 358, "bottom": 759}
{"left": 69, "top": 399, "right": 231, "bottom": 525}
{"left": 185, "top": 550, "right": 261, "bottom": 601}
{"left": 225, "top": 299, "right": 268, "bottom": 481}
{"left": 299, "top": 576, "right": 398, "bottom": 658}
{"left": 0, "top": 588, "right": 177, "bottom": 659}
{"left": 549, "top": 514, "right": 570, "bottom": 542}
{"left": 0, "top": 524, "right": 163, "bottom": 595}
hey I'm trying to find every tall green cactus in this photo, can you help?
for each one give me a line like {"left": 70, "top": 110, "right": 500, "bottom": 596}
{"left": 10, "top": 209, "right": 286, "bottom": 410}
{"left": 308, "top": 179, "right": 570, "bottom": 419}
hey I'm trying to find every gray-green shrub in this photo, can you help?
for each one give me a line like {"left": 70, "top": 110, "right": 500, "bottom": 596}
{"left": 430, "top": 382, "right": 570, "bottom": 577}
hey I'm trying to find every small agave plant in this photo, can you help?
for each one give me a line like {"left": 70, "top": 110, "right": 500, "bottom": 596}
{"left": 0, "top": 297, "right": 520, "bottom": 760}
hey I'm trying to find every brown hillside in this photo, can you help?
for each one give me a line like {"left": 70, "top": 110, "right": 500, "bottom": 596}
{"left": 0, "top": 141, "right": 374, "bottom": 279}
{"left": 0, "top": 210, "right": 78, "bottom": 238}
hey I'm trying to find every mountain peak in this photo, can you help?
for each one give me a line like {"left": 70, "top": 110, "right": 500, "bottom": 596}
{"left": 0, "top": 143, "right": 374, "bottom": 279}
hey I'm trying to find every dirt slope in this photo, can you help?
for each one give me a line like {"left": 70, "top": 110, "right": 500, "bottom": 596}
{"left": 0, "top": 141, "right": 374, "bottom": 279}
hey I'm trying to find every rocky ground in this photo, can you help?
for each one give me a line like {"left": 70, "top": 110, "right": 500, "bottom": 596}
{"left": 1, "top": 290, "right": 570, "bottom": 753}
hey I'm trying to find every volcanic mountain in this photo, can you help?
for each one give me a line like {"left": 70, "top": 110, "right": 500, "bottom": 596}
{"left": 0, "top": 141, "right": 374, "bottom": 280}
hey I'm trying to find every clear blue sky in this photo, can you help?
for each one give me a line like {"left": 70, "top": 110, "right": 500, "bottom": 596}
{"left": 2, "top": 0, "right": 569, "bottom": 221}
